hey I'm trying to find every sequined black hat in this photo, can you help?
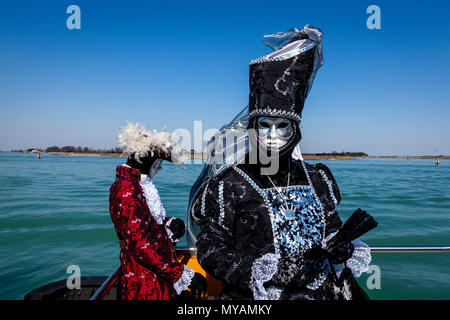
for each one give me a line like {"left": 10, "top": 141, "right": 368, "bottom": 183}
{"left": 248, "top": 25, "right": 324, "bottom": 122}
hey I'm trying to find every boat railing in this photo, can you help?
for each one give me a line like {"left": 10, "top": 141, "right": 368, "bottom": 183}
{"left": 90, "top": 245, "right": 450, "bottom": 300}
{"left": 369, "top": 246, "right": 450, "bottom": 253}
{"left": 89, "top": 265, "right": 121, "bottom": 301}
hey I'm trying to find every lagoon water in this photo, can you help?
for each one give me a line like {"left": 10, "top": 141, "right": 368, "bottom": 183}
{"left": 0, "top": 152, "right": 449, "bottom": 299}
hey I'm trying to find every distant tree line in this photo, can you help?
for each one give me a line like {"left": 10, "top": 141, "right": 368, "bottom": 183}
{"left": 45, "top": 146, "right": 123, "bottom": 153}
{"left": 10, "top": 148, "right": 39, "bottom": 152}
{"left": 303, "top": 151, "right": 368, "bottom": 157}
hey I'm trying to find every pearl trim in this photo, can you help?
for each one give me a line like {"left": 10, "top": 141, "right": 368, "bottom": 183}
{"left": 249, "top": 107, "right": 302, "bottom": 122}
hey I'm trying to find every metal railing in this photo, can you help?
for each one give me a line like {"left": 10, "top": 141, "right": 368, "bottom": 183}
{"left": 369, "top": 246, "right": 450, "bottom": 253}
{"left": 90, "top": 245, "right": 450, "bottom": 300}
{"left": 90, "top": 265, "right": 121, "bottom": 301}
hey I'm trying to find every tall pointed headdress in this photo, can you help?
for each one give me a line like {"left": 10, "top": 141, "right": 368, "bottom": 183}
{"left": 248, "top": 24, "right": 324, "bottom": 122}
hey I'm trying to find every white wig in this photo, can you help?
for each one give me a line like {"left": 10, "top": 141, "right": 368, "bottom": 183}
{"left": 118, "top": 121, "right": 185, "bottom": 164}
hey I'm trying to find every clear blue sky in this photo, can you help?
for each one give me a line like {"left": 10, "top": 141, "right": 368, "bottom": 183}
{"left": 0, "top": 0, "right": 449, "bottom": 155}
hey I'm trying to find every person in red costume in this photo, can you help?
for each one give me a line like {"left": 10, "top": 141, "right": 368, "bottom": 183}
{"left": 109, "top": 122, "right": 206, "bottom": 300}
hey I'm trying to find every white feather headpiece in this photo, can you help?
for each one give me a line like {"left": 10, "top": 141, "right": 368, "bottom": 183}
{"left": 118, "top": 121, "right": 185, "bottom": 164}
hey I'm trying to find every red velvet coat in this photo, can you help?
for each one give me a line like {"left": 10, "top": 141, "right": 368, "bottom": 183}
{"left": 109, "top": 165, "right": 184, "bottom": 300}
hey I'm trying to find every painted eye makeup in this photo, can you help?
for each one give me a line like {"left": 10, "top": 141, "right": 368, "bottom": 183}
{"left": 259, "top": 121, "right": 270, "bottom": 128}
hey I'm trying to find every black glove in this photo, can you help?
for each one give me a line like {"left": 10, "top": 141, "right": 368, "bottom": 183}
{"left": 167, "top": 218, "right": 186, "bottom": 242}
{"left": 188, "top": 273, "right": 207, "bottom": 298}
{"left": 326, "top": 240, "right": 354, "bottom": 264}
{"left": 303, "top": 239, "right": 355, "bottom": 265}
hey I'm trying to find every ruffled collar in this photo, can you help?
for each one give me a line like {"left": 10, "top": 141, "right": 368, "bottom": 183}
{"left": 139, "top": 173, "right": 166, "bottom": 225}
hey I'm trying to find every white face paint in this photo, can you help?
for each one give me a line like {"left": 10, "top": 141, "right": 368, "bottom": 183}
{"left": 257, "top": 116, "right": 293, "bottom": 149}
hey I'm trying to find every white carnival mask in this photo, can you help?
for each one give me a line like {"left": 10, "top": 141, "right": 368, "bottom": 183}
{"left": 257, "top": 116, "right": 293, "bottom": 149}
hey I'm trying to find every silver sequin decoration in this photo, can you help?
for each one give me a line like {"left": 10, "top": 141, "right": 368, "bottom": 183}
{"left": 234, "top": 162, "right": 329, "bottom": 290}
{"left": 218, "top": 181, "right": 225, "bottom": 226}
{"left": 319, "top": 169, "right": 338, "bottom": 208}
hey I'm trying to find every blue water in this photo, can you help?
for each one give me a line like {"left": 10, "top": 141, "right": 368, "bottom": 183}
{"left": 0, "top": 152, "right": 449, "bottom": 299}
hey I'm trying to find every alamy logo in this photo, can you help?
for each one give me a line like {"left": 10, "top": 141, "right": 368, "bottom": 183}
{"left": 366, "top": 5, "right": 381, "bottom": 30}
{"left": 66, "top": 265, "right": 81, "bottom": 289}
{"left": 366, "top": 265, "right": 381, "bottom": 289}
{"left": 66, "top": 5, "right": 81, "bottom": 30}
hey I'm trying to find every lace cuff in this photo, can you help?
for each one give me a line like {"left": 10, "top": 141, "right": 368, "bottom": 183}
{"left": 346, "top": 239, "right": 371, "bottom": 277}
{"left": 322, "top": 232, "right": 372, "bottom": 278}
{"left": 332, "top": 238, "right": 371, "bottom": 278}
{"left": 251, "top": 253, "right": 283, "bottom": 300}
{"left": 173, "top": 266, "right": 195, "bottom": 295}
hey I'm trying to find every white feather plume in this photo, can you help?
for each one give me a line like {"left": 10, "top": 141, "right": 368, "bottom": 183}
{"left": 118, "top": 121, "right": 185, "bottom": 164}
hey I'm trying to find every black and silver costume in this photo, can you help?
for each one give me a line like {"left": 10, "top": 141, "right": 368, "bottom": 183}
{"left": 188, "top": 25, "right": 373, "bottom": 300}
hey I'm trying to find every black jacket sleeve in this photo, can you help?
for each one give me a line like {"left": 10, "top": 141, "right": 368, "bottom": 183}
{"left": 192, "top": 176, "right": 260, "bottom": 293}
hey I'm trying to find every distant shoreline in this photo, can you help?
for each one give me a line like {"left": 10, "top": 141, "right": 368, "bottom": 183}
{"left": 302, "top": 155, "right": 450, "bottom": 160}
{"left": 6, "top": 151, "right": 448, "bottom": 161}
{"left": 48, "top": 152, "right": 125, "bottom": 157}
{"left": 363, "top": 155, "right": 450, "bottom": 160}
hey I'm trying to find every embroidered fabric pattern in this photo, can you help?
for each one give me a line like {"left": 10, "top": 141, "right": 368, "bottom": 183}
{"left": 173, "top": 266, "right": 195, "bottom": 295}
{"left": 198, "top": 181, "right": 231, "bottom": 232}
{"left": 232, "top": 166, "right": 281, "bottom": 252}
{"left": 139, "top": 173, "right": 166, "bottom": 225}
{"left": 251, "top": 253, "right": 283, "bottom": 300}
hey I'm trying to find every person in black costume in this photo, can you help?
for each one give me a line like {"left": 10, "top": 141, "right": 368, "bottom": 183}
{"left": 188, "top": 25, "right": 374, "bottom": 300}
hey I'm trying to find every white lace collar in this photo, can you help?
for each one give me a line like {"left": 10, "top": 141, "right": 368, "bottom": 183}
{"left": 139, "top": 174, "right": 166, "bottom": 225}
{"left": 122, "top": 164, "right": 166, "bottom": 225}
